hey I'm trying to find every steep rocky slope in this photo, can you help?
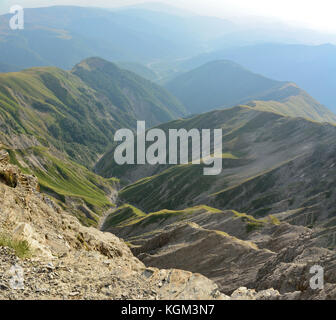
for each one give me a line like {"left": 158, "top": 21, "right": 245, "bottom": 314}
{"left": 102, "top": 205, "right": 336, "bottom": 299}
{"left": 0, "top": 149, "right": 230, "bottom": 300}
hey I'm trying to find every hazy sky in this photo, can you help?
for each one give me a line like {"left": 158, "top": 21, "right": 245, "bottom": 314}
{"left": 1, "top": 0, "right": 336, "bottom": 33}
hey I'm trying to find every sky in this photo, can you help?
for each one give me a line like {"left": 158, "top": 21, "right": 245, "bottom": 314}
{"left": 1, "top": 0, "right": 336, "bottom": 33}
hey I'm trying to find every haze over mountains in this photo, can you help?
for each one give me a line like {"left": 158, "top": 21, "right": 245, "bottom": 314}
{"left": 180, "top": 43, "right": 336, "bottom": 112}
{"left": 165, "top": 60, "right": 336, "bottom": 123}
{"left": 1, "top": 5, "right": 336, "bottom": 111}
{"left": 0, "top": 3, "right": 336, "bottom": 300}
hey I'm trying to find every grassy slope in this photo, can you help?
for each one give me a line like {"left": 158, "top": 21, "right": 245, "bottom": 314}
{"left": 72, "top": 57, "right": 187, "bottom": 128}
{"left": 102, "top": 204, "right": 280, "bottom": 238}
{"left": 0, "top": 58, "right": 186, "bottom": 168}
{"left": 0, "top": 66, "right": 122, "bottom": 167}
{"left": 6, "top": 146, "right": 118, "bottom": 226}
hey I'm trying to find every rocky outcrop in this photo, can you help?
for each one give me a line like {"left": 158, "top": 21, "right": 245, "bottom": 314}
{"left": 0, "top": 150, "right": 39, "bottom": 193}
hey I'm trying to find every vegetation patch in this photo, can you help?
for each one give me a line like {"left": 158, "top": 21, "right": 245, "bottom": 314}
{"left": 0, "top": 234, "right": 32, "bottom": 259}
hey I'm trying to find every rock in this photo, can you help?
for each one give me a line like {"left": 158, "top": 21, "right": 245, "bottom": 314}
{"left": 12, "top": 223, "right": 53, "bottom": 258}
{"left": 231, "top": 287, "right": 280, "bottom": 300}
{"left": 231, "top": 287, "right": 257, "bottom": 300}
{"left": 0, "top": 150, "right": 9, "bottom": 165}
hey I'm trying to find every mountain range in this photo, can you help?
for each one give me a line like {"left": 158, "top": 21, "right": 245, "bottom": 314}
{"left": 180, "top": 43, "right": 336, "bottom": 113}
{"left": 0, "top": 4, "right": 336, "bottom": 301}
{"left": 165, "top": 60, "right": 336, "bottom": 123}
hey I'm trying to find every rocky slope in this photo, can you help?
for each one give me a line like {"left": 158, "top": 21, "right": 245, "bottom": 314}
{"left": 1, "top": 144, "right": 334, "bottom": 300}
{"left": 102, "top": 205, "right": 336, "bottom": 299}
{"left": 0, "top": 149, "right": 231, "bottom": 300}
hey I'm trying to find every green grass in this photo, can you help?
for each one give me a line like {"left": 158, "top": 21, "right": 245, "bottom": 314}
{"left": 103, "top": 204, "right": 146, "bottom": 229}
{"left": 6, "top": 146, "right": 117, "bottom": 226}
{"left": 105, "top": 205, "right": 220, "bottom": 229}
{"left": 0, "top": 234, "right": 32, "bottom": 259}
{"left": 231, "top": 210, "right": 280, "bottom": 233}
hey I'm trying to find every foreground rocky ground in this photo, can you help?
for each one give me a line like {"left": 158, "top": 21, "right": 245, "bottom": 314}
{"left": 0, "top": 149, "right": 284, "bottom": 300}
{"left": 1, "top": 149, "right": 335, "bottom": 300}
{"left": 0, "top": 150, "right": 228, "bottom": 300}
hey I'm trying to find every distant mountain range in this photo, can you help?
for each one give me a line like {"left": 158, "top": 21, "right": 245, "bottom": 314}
{"left": 181, "top": 43, "right": 336, "bottom": 113}
{"left": 0, "top": 5, "right": 233, "bottom": 70}
{"left": 1, "top": 5, "right": 336, "bottom": 114}
{"left": 165, "top": 60, "right": 336, "bottom": 123}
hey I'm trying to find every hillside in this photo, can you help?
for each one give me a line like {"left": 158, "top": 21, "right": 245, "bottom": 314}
{"left": 165, "top": 60, "right": 336, "bottom": 123}
{"left": 0, "top": 58, "right": 185, "bottom": 167}
{"left": 98, "top": 106, "right": 336, "bottom": 227}
{"left": 4, "top": 146, "right": 118, "bottom": 226}
{"left": 0, "top": 66, "right": 125, "bottom": 167}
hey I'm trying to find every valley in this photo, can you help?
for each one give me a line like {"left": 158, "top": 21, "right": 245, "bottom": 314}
{"left": 0, "top": 3, "right": 335, "bottom": 301}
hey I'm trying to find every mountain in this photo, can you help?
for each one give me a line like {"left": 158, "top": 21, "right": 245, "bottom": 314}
{"left": 0, "top": 65, "right": 123, "bottom": 167}
{"left": 182, "top": 43, "right": 336, "bottom": 113}
{"left": 72, "top": 57, "right": 186, "bottom": 127}
{"left": 0, "top": 57, "right": 185, "bottom": 166}
{"left": 97, "top": 106, "right": 336, "bottom": 229}
{"left": 0, "top": 57, "right": 185, "bottom": 224}
{"left": 165, "top": 60, "right": 336, "bottom": 123}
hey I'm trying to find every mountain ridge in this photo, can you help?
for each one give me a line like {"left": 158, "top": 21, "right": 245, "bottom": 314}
{"left": 165, "top": 60, "right": 336, "bottom": 124}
